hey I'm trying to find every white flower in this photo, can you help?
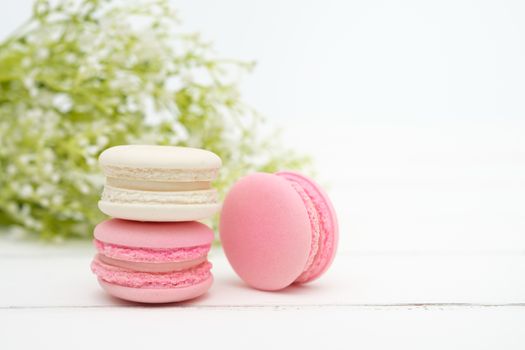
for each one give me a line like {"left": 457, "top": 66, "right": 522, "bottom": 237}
{"left": 19, "top": 154, "right": 33, "bottom": 165}
{"left": 78, "top": 182, "right": 90, "bottom": 194}
{"left": 43, "top": 163, "right": 53, "bottom": 175}
{"left": 50, "top": 173, "right": 60, "bottom": 183}
{"left": 97, "top": 135, "right": 109, "bottom": 147}
{"left": 36, "top": 48, "right": 49, "bottom": 60}
{"left": 7, "top": 164, "right": 16, "bottom": 175}
{"left": 51, "top": 195, "right": 63, "bottom": 206}
{"left": 52, "top": 93, "right": 73, "bottom": 113}
{"left": 20, "top": 184, "right": 33, "bottom": 198}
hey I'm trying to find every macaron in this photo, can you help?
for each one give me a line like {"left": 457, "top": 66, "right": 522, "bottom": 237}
{"left": 98, "top": 145, "right": 221, "bottom": 222}
{"left": 219, "top": 171, "right": 338, "bottom": 291}
{"left": 91, "top": 219, "right": 213, "bottom": 303}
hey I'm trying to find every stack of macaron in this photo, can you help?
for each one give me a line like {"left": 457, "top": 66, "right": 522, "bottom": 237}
{"left": 90, "top": 145, "right": 222, "bottom": 303}
{"left": 91, "top": 144, "right": 340, "bottom": 303}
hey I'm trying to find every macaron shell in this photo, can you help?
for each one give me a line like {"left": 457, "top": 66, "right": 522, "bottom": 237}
{"left": 99, "top": 145, "right": 222, "bottom": 169}
{"left": 97, "top": 276, "right": 213, "bottom": 304}
{"left": 220, "top": 173, "right": 311, "bottom": 291}
{"left": 98, "top": 201, "right": 221, "bottom": 222}
{"left": 94, "top": 219, "right": 214, "bottom": 248}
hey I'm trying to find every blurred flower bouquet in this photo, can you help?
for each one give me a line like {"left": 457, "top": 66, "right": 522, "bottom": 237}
{"left": 0, "top": 0, "right": 308, "bottom": 240}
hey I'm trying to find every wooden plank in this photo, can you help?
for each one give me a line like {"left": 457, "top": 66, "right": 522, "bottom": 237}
{"left": 2, "top": 306, "right": 525, "bottom": 350}
{"left": 1, "top": 249, "right": 524, "bottom": 308}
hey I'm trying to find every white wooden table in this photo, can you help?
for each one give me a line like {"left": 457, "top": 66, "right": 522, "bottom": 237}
{"left": 1, "top": 238, "right": 524, "bottom": 350}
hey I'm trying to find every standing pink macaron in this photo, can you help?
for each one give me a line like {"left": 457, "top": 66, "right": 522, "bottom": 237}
{"left": 91, "top": 219, "right": 213, "bottom": 303}
{"left": 220, "top": 171, "right": 338, "bottom": 291}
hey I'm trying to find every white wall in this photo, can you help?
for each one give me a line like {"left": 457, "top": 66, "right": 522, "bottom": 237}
{"left": 179, "top": 0, "right": 525, "bottom": 122}
{"left": 2, "top": 0, "right": 525, "bottom": 253}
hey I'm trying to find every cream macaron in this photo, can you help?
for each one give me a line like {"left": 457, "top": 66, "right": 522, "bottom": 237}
{"left": 98, "top": 145, "right": 221, "bottom": 221}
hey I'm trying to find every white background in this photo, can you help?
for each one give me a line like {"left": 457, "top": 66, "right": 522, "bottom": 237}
{"left": 3, "top": 0, "right": 525, "bottom": 254}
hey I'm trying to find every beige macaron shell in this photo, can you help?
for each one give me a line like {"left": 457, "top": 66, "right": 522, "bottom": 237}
{"left": 98, "top": 201, "right": 221, "bottom": 222}
{"left": 99, "top": 145, "right": 222, "bottom": 170}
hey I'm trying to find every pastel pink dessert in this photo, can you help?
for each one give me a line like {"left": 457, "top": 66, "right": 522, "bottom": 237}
{"left": 219, "top": 171, "right": 338, "bottom": 291}
{"left": 91, "top": 219, "right": 213, "bottom": 303}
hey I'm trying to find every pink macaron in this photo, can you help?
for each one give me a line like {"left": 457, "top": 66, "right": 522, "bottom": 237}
{"left": 219, "top": 171, "right": 338, "bottom": 291}
{"left": 91, "top": 219, "right": 213, "bottom": 303}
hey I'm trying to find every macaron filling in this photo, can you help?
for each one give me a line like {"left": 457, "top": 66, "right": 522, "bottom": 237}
{"left": 277, "top": 172, "right": 336, "bottom": 283}
{"left": 96, "top": 254, "right": 207, "bottom": 273}
{"left": 91, "top": 257, "right": 212, "bottom": 289}
{"left": 94, "top": 239, "right": 211, "bottom": 263}
{"left": 101, "top": 186, "right": 217, "bottom": 205}
{"left": 106, "top": 177, "right": 212, "bottom": 191}
{"left": 102, "top": 166, "right": 219, "bottom": 182}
